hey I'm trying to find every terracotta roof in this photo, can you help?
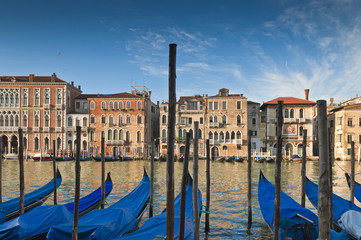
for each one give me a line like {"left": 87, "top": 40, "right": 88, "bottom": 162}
{"left": 330, "top": 103, "right": 361, "bottom": 112}
{"left": 75, "top": 94, "right": 100, "bottom": 99}
{"left": 177, "top": 95, "right": 204, "bottom": 105}
{"left": 247, "top": 101, "right": 260, "bottom": 105}
{"left": 88, "top": 92, "right": 142, "bottom": 99}
{"left": 0, "top": 75, "right": 66, "bottom": 83}
{"left": 264, "top": 97, "right": 316, "bottom": 105}
{"left": 207, "top": 93, "right": 243, "bottom": 98}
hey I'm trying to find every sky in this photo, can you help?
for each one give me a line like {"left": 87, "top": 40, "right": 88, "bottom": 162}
{"left": 1, "top": 0, "right": 361, "bottom": 104}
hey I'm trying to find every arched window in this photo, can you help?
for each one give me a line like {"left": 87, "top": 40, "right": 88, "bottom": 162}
{"left": 57, "top": 94, "right": 62, "bottom": 104}
{"left": 199, "top": 129, "right": 202, "bottom": 139}
{"left": 209, "top": 131, "right": 213, "bottom": 139}
{"left": 5, "top": 94, "right": 9, "bottom": 104}
{"left": 90, "top": 131, "right": 94, "bottom": 141}
{"left": 45, "top": 93, "right": 50, "bottom": 104}
{"left": 76, "top": 118, "right": 80, "bottom": 126}
{"left": 290, "top": 109, "right": 294, "bottom": 118}
{"left": 137, "top": 131, "right": 141, "bottom": 142}
{"left": 223, "top": 146, "right": 228, "bottom": 150}
{"left": 5, "top": 115, "right": 9, "bottom": 126}
{"left": 0, "top": 94, "right": 4, "bottom": 104}
{"left": 225, "top": 131, "right": 230, "bottom": 142}
{"left": 83, "top": 117, "right": 87, "bottom": 126}
{"left": 45, "top": 115, "right": 49, "bottom": 127}
{"left": 10, "top": 115, "right": 14, "bottom": 127}
{"left": 285, "top": 109, "right": 289, "bottom": 118}
{"left": 236, "top": 131, "right": 242, "bottom": 140}
{"left": 108, "top": 129, "right": 112, "bottom": 140}
{"left": 35, "top": 94, "right": 40, "bottom": 106}
{"left": 114, "top": 102, "right": 118, "bottom": 109}
{"left": 34, "top": 137, "right": 39, "bottom": 150}
{"left": 0, "top": 115, "right": 4, "bottom": 126}
{"left": 162, "top": 115, "right": 166, "bottom": 124}
{"left": 45, "top": 137, "right": 49, "bottom": 150}
{"left": 214, "top": 116, "right": 218, "bottom": 123}
{"left": 119, "top": 130, "right": 123, "bottom": 140}
{"left": 126, "top": 115, "right": 131, "bottom": 124}
{"left": 137, "top": 115, "right": 142, "bottom": 124}
{"left": 220, "top": 132, "right": 224, "bottom": 142}
{"left": 222, "top": 115, "right": 227, "bottom": 124}
{"left": 231, "top": 131, "right": 235, "bottom": 140}
{"left": 214, "top": 132, "right": 218, "bottom": 140}
{"left": 137, "top": 101, "right": 142, "bottom": 109}
{"left": 10, "top": 94, "right": 14, "bottom": 104}
{"left": 15, "top": 94, "right": 19, "bottom": 104}
{"left": 189, "top": 129, "right": 193, "bottom": 139}
{"left": 126, "top": 101, "right": 131, "bottom": 109}
{"left": 118, "top": 115, "right": 123, "bottom": 125}
{"left": 179, "top": 129, "right": 182, "bottom": 138}
{"left": 23, "top": 93, "right": 28, "bottom": 106}
{"left": 109, "top": 115, "right": 114, "bottom": 125}
{"left": 90, "top": 101, "right": 95, "bottom": 109}
{"left": 57, "top": 115, "right": 61, "bottom": 127}
{"left": 119, "top": 101, "right": 123, "bottom": 109}
{"left": 299, "top": 109, "right": 304, "bottom": 118}
{"left": 101, "top": 115, "right": 106, "bottom": 124}
{"left": 101, "top": 101, "right": 106, "bottom": 109}
{"left": 237, "top": 115, "right": 241, "bottom": 125}
{"left": 109, "top": 102, "right": 113, "bottom": 109}
{"left": 126, "top": 131, "right": 130, "bottom": 142}
{"left": 183, "top": 129, "right": 186, "bottom": 138}
{"left": 68, "top": 117, "right": 72, "bottom": 127}
{"left": 113, "top": 129, "right": 118, "bottom": 140}
{"left": 209, "top": 116, "right": 213, "bottom": 123}
{"left": 15, "top": 115, "right": 20, "bottom": 126}
{"left": 162, "top": 129, "right": 167, "bottom": 138}
{"left": 23, "top": 115, "right": 27, "bottom": 127}
{"left": 299, "top": 126, "right": 304, "bottom": 136}
{"left": 34, "top": 115, "right": 39, "bottom": 127}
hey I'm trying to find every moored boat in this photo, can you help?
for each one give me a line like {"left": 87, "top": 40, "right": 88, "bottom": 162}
{"left": 3, "top": 153, "right": 18, "bottom": 160}
{"left": 55, "top": 156, "right": 73, "bottom": 161}
{"left": 32, "top": 153, "right": 52, "bottom": 161}
{"left": 345, "top": 172, "right": 361, "bottom": 203}
{"left": 225, "top": 156, "right": 235, "bottom": 162}
{"left": 216, "top": 156, "right": 225, "bottom": 162}
{"left": 235, "top": 156, "right": 244, "bottom": 162}
{"left": 92, "top": 156, "right": 120, "bottom": 161}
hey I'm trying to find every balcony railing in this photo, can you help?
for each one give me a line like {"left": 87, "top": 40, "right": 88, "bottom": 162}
{"left": 56, "top": 127, "right": 63, "bottom": 132}
{"left": 106, "top": 140, "right": 125, "bottom": 146}
{"left": 336, "top": 125, "right": 342, "bottom": 131}
{"left": 161, "top": 137, "right": 167, "bottom": 142}
{"left": 43, "top": 127, "right": 50, "bottom": 132}
{"left": 0, "top": 126, "right": 18, "bottom": 132}
{"left": 44, "top": 104, "right": 50, "bottom": 109}
{"left": 33, "top": 127, "right": 40, "bottom": 132}
{"left": 336, "top": 142, "right": 342, "bottom": 147}
{"left": 209, "top": 122, "right": 219, "bottom": 128}
{"left": 56, "top": 104, "right": 63, "bottom": 109}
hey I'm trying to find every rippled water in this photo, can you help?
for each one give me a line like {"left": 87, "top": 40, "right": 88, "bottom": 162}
{"left": 1, "top": 159, "right": 361, "bottom": 239}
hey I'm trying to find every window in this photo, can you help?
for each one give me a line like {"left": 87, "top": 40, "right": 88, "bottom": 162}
{"left": 137, "top": 115, "right": 142, "bottom": 124}
{"left": 109, "top": 102, "right": 113, "bottom": 109}
{"left": 237, "top": 115, "right": 242, "bottom": 125}
{"left": 188, "top": 117, "right": 192, "bottom": 125}
{"left": 285, "top": 109, "right": 289, "bottom": 118}
{"left": 214, "top": 102, "right": 218, "bottom": 110}
{"left": 347, "top": 135, "right": 353, "bottom": 144}
{"left": 76, "top": 102, "right": 80, "bottom": 109}
{"left": 118, "top": 115, "right": 123, "bottom": 125}
{"left": 209, "top": 116, "right": 213, "bottom": 123}
{"left": 126, "top": 101, "right": 131, "bottom": 109}
{"left": 34, "top": 115, "right": 39, "bottom": 127}
{"left": 137, "top": 101, "right": 142, "bottom": 109}
{"left": 90, "top": 115, "right": 95, "bottom": 124}
{"left": 126, "top": 115, "right": 131, "bottom": 124}
{"left": 109, "top": 115, "right": 113, "bottom": 125}
{"left": 57, "top": 115, "right": 61, "bottom": 127}
{"left": 180, "top": 105, "right": 184, "bottom": 110}
{"left": 90, "top": 101, "right": 95, "bottom": 109}
{"left": 187, "top": 101, "right": 197, "bottom": 110}
{"left": 23, "top": 115, "right": 27, "bottom": 127}
{"left": 137, "top": 131, "right": 141, "bottom": 142}
{"left": 34, "top": 137, "right": 39, "bottom": 150}
{"left": 359, "top": 135, "right": 361, "bottom": 144}
{"left": 126, "top": 131, "right": 130, "bottom": 142}
{"left": 83, "top": 117, "right": 87, "bottom": 126}
{"left": 90, "top": 131, "right": 94, "bottom": 141}
{"left": 163, "top": 106, "right": 167, "bottom": 111}
{"left": 22, "top": 89, "right": 28, "bottom": 106}
{"left": 337, "top": 134, "right": 342, "bottom": 143}
{"left": 214, "top": 116, "right": 218, "bottom": 123}
{"left": 252, "top": 118, "right": 256, "bottom": 125}
{"left": 330, "top": 120, "right": 334, "bottom": 128}
{"left": 237, "top": 101, "right": 241, "bottom": 109}
{"left": 299, "top": 127, "right": 303, "bottom": 136}
{"left": 35, "top": 94, "right": 40, "bottom": 106}
{"left": 347, "top": 118, "right": 353, "bottom": 127}
{"left": 337, "top": 116, "right": 342, "bottom": 125}
{"left": 222, "top": 101, "right": 226, "bottom": 110}
{"left": 200, "top": 102, "right": 203, "bottom": 110}
{"left": 57, "top": 93, "right": 62, "bottom": 104}
{"left": 299, "top": 109, "right": 304, "bottom": 118}
{"left": 108, "top": 130, "right": 112, "bottom": 140}
{"left": 101, "top": 115, "right": 106, "bottom": 124}
{"left": 209, "top": 102, "right": 213, "bottom": 110}
{"left": 83, "top": 102, "right": 88, "bottom": 109}
{"left": 348, "top": 148, "right": 352, "bottom": 155}
{"left": 119, "top": 101, "right": 123, "bottom": 109}
{"left": 113, "top": 129, "right": 118, "bottom": 140}
{"left": 180, "top": 117, "right": 186, "bottom": 125}
{"left": 222, "top": 115, "right": 227, "bottom": 124}
{"left": 76, "top": 118, "right": 80, "bottom": 126}
{"left": 359, "top": 118, "right": 361, "bottom": 127}
{"left": 162, "top": 129, "right": 167, "bottom": 138}
{"left": 101, "top": 102, "right": 106, "bottom": 109}
{"left": 290, "top": 109, "right": 294, "bottom": 118}
{"left": 199, "top": 129, "right": 202, "bottom": 139}
{"left": 209, "top": 132, "right": 213, "bottom": 139}
{"left": 162, "top": 115, "right": 167, "bottom": 124}
{"left": 44, "top": 116, "right": 49, "bottom": 127}
{"left": 114, "top": 102, "right": 118, "bottom": 109}
{"left": 45, "top": 92, "right": 50, "bottom": 104}
{"left": 200, "top": 117, "right": 203, "bottom": 124}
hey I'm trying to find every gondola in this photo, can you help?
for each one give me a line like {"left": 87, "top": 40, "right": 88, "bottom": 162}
{"left": 305, "top": 177, "right": 358, "bottom": 240}
{"left": 258, "top": 171, "right": 348, "bottom": 240}
{"left": 225, "top": 156, "right": 235, "bottom": 162}
{"left": 79, "top": 156, "right": 92, "bottom": 161}
{"left": 116, "top": 173, "right": 202, "bottom": 240}
{"left": 55, "top": 156, "right": 73, "bottom": 161}
{"left": 345, "top": 172, "right": 361, "bottom": 203}
{"left": 0, "top": 173, "right": 113, "bottom": 240}
{"left": 47, "top": 169, "right": 150, "bottom": 240}
{"left": 92, "top": 156, "right": 120, "bottom": 161}
{"left": 0, "top": 169, "right": 62, "bottom": 223}
{"left": 265, "top": 157, "right": 275, "bottom": 163}
{"left": 216, "top": 156, "right": 225, "bottom": 162}
{"left": 235, "top": 156, "right": 244, "bottom": 162}
{"left": 120, "top": 156, "right": 133, "bottom": 161}
{"left": 178, "top": 156, "right": 184, "bottom": 162}
{"left": 159, "top": 155, "right": 166, "bottom": 162}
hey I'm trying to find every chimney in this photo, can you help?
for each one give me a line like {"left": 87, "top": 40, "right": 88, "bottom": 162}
{"left": 330, "top": 98, "right": 334, "bottom": 106}
{"left": 78, "top": 85, "right": 81, "bottom": 90}
{"left": 29, "top": 74, "right": 34, "bottom": 82}
{"left": 304, "top": 89, "right": 310, "bottom": 100}
{"left": 51, "top": 73, "right": 56, "bottom": 82}
{"left": 71, "top": 81, "right": 74, "bottom": 86}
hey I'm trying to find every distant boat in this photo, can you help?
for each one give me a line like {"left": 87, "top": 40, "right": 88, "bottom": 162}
{"left": 120, "top": 156, "right": 134, "bottom": 161}
{"left": 225, "top": 156, "right": 235, "bottom": 162}
{"left": 290, "top": 154, "right": 302, "bottom": 162}
{"left": 32, "top": 153, "right": 52, "bottom": 161}
{"left": 92, "top": 156, "right": 120, "bottom": 161}
{"left": 254, "top": 157, "right": 265, "bottom": 163}
{"left": 235, "top": 157, "right": 244, "bottom": 162}
{"left": 216, "top": 156, "right": 225, "bottom": 162}
{"left": 4, "top": 153, "right": 18, "bottom": 160}
{"left": 265, "top": 157, "right": 274, "bottom": 163}
{"left": 55, "top": 156, "right": 73, "bottom": 161}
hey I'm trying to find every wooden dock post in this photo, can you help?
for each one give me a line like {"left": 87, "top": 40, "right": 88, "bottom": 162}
{"left": 247, "top": 130, "right": 252, "bottom": 230}
{"left": 301, "top": 129, "right": 307, "bottom": 208}
{"left": 193, "top": 121, "right": 200, "bottom": 240}
{"left": 328, "top": 128, "right": 333, "bottom": 228}
{"left": 350, "top": 141, "right": 355, "bottom": 203}
{"left": 273, "top": 101, "right": 283, "bottom": 240}
{"left": 72, "top": 126, "right": 81, "bottom": 240}
{"left": 53, "top": 140, "right": 57, "bottom": 205}
{"left": 205, "top": 139, "right": 211, "bottom": 233}
{"left": 101, "top": 137, "right": 105, "bottom": 209}
{"left": 0, "top": 138, "right": 2, "bottom": 203}
{"left": 166, "top": 43, "right": 177, "bottom": 240}
{"left": 149, "top": 140, "right": 155, "bottom": 218}
{"left": 179, "top": 132, "right": 191, "bottom": 240}
{"left": 317, "top": 100, "right": 330, "bottom": 239}
{"left": 18, "top": 128, "right": 25, "bottom": 215}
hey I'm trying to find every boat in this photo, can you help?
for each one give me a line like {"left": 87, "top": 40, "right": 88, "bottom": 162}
{"left": 120, "top": 156, "right": 133, "bottom": 161}
{"left": 235, "top": 156, "right": 244, "bottom": 162}
{"left": 116, "top": 173, "right": 202, "bottom": 240}
{"left": 305, "top": 177, "right": 359, "bottom": 240}
{"left": 0, "top": 169, "right": 62, "bottom": 223}
{"left": 345, "top": 172, "right": 361, "bottom": 203}
{"left": 92, "top": 156, "right": 120, "bottom": 161}
{"left": 3, "top": 153, "right": 18, "bottom": 160}
{"left": 216, "top": 156, "right": 225, "bottom": 162}
{"left": 55, "top": 156, "right": 73, "bottom": 161}
{"left": 265, "top": 157, "right": 274, "bottom": 163}
{"left": 0, "top": 173, "right": 113, "bottom": 240}
{"left": 159, "top": 155, "right": 166, "bottom": 162}
{"left": 32, "top": 153, "right": 52, "bottom": 161}
{"left": 290, "top": 154, "right": 302, "bottom": 162}
{"left": 79, "top": 156, "right": 92, "bottom": 161}
{"left": 225, "top": 156, "right": 235, "bottom": 162}
{"left": 258, "top": 171, "right": 348, "bottom": 240}
{"left": 178, "top": 156, "right": 184, "bottom": 162}
{"left": 47, "top": 169, "right": 150, "bottom": 240}
{"left": 254, "top": 157, "right": 265, "bottom": 163}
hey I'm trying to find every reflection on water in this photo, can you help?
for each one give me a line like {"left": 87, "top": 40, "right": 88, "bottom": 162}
{"left": 1, "top": 159, "right": 361, "bottom": 239}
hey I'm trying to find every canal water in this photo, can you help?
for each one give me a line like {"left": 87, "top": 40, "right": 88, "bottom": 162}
{"left": 1, "top": 159, "right": 361, "bottom": 239}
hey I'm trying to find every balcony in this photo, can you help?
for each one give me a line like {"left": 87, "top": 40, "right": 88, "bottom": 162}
{"left": 106, "top": 140, "right": 124, "bottom": 146}
{"left": 56, "top": 127, "right": 63, "bottom": 132}
{"left": 0, "top": 127, "right": 18, "bottom": 132}
{"left": 43, "top": 127, "right": 50, "bottom": 132}
{"left": 336, "top": 125, "right": 342, "bottom": 131}
{"left": 176, "top": 137, "right": 186, "bottom": 142}
{"left": 209, "top": 139, "right": 220, "bottom": 145}
{"left": 336, "top": 142, "right": 342, "bottom": 147}
{"left": 209, "top": 122, "right": 219, "bottom": 128}
{"left": 33, "top": 127, "right": 40, "bottom": 132}
{"left": 161, "top": 137, "right": 167, "bottom": 142}
{"left": 44, "top": 104, "right": 50, "bottom": 109}
{"left": 236, "top": 139, "right": 242, "bottom": 144}
{"left": 56, "top": 104, "right": 63, "bottom": 110}
{"left": 22, "top": 127, "right": 28, "bottom": 132}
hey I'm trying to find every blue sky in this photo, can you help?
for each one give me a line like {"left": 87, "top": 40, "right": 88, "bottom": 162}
{"left": 1, "top": 0, "right": 361, "bottom": 104}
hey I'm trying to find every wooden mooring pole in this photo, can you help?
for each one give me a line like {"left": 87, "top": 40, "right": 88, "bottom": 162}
{"left": 193, "top": 122, "right": 200, "bottom": 240}
{"left": 53, "top": 140, "right": 57, "bottom": 205}
{"left": 18, "top": 128, "right": 25, "bottom": 215}
{"left": 350, "top": 141, "right": 355, "bottom": 203}
{"left": 166, "top": 43, "right": 177, "bottom": 240}
{"left": 149, "top": 140, "right": 155, "bottom": 218}
{"left": 72, "top": 126, "right": 81, "bottom": 240}
{"left": 328, "top": 128, "right": 333, "bottom": 228}
{"left": 273, "top": 101, "right": 283, "bottom": 240}
{"left": 301, "top": 129, "right": 307, "bottom": 208}
{"left": 317, "top": 100, "right": 330, "bottom": 240}
{"left": 205, "top": 139, "right": 211, "bottom": 233}
{"left": 247, "top": 130, "right": 252, "bottom": 230}
{"left": 179, "top": 132, "right": 191, "bottom": 240}
{"left": 101, "top": 137, "right": 105, "bottom": 209}
{"left": 0, "top": 138, "right": 2, "bottom": 203}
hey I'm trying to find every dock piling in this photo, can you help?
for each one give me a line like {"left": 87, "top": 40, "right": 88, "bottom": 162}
{"left": 53, "top": 140, "right": 57, "bottom": 205}
{"left": 350, "top": 141, "right": 355, "bottom": 203}
{"left": 205, "top": 139, "right": 210, "bottom": 233}
{"left": 149, "top": 140, "right": 155, "bottom": 218}
{"left": 0, "top": 138, "right": 2, "bottom": 203}
{"left": 301, "top": 129, "right": 307, "bottom": 208}
{"left": 101, "top": 137, "right": 105, "bottom": 209}
{"left": 247, "top": 130, "right": 252, "bottom": 230}
{"left": 193, "top": 121, "right": 200, "bottom": 240}
{"left": 18, "top": 128, "right": 25, "bottom": 215}
{"left": 72, "top": 126, "right": 81, "bottom": 240}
